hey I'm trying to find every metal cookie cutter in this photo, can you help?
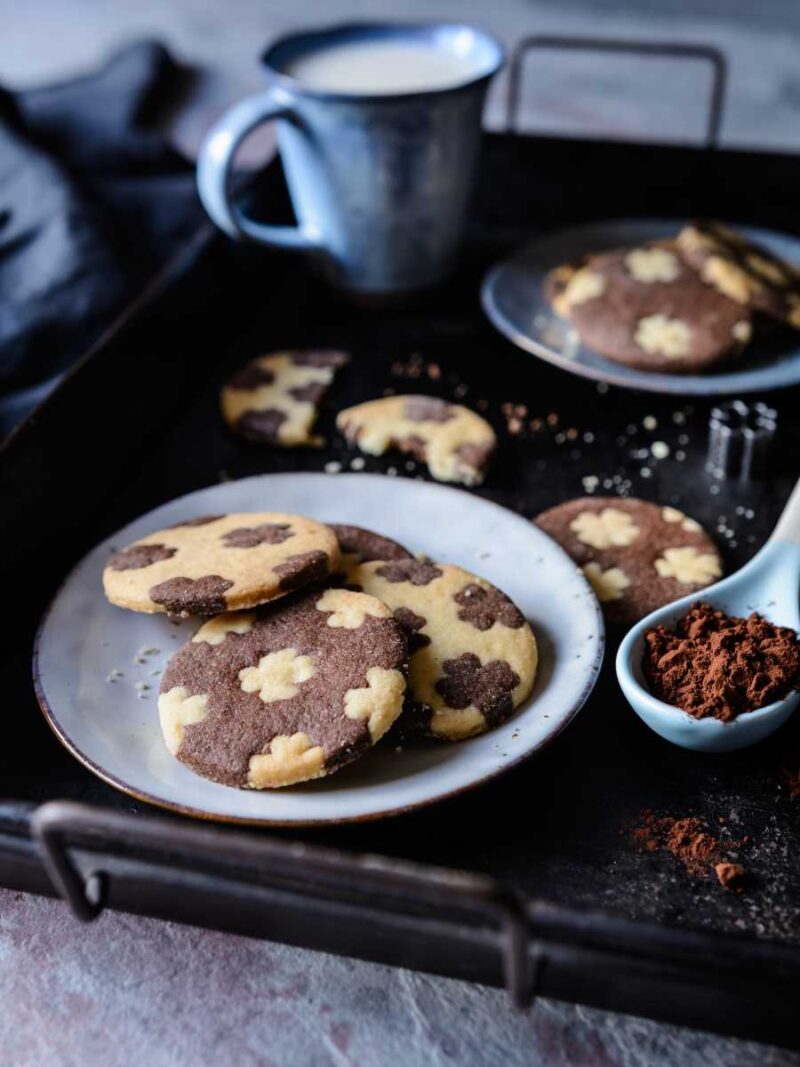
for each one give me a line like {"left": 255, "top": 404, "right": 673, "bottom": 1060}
{"left": 706, "top": 400, "right": 777, "bottom": 480}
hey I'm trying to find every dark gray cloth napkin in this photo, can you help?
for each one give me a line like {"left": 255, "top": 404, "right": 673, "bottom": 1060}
{"left": 0, "top": 41, "right": 203, "bottom": 433}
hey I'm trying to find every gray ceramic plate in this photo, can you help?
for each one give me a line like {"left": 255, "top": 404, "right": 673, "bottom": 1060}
{"left": 481, "top": 218, "right": 800, "bottom": 395}
{"left": 34, "top": 473, "right": 604, "bottom": 826}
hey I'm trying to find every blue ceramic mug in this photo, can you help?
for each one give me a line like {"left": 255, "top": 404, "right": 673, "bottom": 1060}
{"left": 196, "top": 23, "right": 504, "bottom": 295}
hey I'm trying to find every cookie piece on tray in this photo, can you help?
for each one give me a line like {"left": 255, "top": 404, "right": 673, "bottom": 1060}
{"left": 337, "top": 395, "right": 496, "bottom": 486}
{"left": 222, "top": 349, "right": 349, "bottom": 446}
{"left": 103, "top": 513, "right": 340, "bottom": 617}
{"left": 560, "top": 243, "right": 752, "bottom": 372}
{"left": 341, "top": 556, "right": 537, "bottom": 740}
{"left": 158, "top": 587, "right": 408, "bottom": 788}
{"left": 535, "top": 497, "right": 722, "bottom": 625}
{"left": 677, "top": 220, "right": 800, "bottom": 330}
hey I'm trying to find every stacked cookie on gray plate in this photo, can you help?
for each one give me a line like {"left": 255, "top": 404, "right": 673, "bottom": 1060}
{"left": 102, "top": 514, "right": 537, "bottom": 790}
{"left": 546, "top": 221, "right": 800, "bottom": 374}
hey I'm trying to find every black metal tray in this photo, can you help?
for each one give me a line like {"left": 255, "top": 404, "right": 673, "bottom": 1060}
{"left": 3, "top": 130, "right": 799, "bottom": 1048}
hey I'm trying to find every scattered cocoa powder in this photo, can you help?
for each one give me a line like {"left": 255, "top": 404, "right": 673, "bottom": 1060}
{"left": 631, "top": 811, "right": 746, "bottom": 886}
{"left": 643, "top": 602, "right": 800, "bottom": 722}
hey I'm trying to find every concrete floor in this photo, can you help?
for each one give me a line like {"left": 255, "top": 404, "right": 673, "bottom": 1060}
{"left": 1, "top": 2, "right": 799, "bottom": 1064}
{"left": 1, "top": 887, "right": 796, "bottom": 1067}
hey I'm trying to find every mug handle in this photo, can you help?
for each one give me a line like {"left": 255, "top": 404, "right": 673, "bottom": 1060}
{"left": 196, "top": 91, "right": 322, "bottom": 251}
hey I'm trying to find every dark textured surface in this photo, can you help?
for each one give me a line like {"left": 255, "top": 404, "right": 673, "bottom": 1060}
{"left": 2, "top": 134, "right": 799, "bottom": 1038}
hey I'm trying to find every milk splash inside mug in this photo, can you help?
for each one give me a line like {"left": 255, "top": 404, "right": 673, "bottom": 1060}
{"left": 197, "top": 23, "right": 504, "bottom": 295}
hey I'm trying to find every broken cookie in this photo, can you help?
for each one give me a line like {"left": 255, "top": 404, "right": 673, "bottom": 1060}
{"left": 222, "top": 349, "right": 349, "bottom": 446}
{"left": 337, "top": 395, "right": 496, "bottom": 486}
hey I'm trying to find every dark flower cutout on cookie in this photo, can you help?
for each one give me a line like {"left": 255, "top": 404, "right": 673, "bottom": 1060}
{"left": 454, "top": 584, "right": 525, "bottom": 631}
{"left": 274, "top": 550, "right": 330, "bottom": 591}
{"left": 236, "top": 409, "right": 287, "bottom": 443}
{"left": 291, "top": 350, "right": 349, "bottom": 368}
{"left": 376, "top": 558, "right": 443, "bottom": 586}
{"left": 228, "top": 364, "right": 276, "bottom": 390}
{"left": 109, "top": 543, "right": 176, "bottom": 571}
{"left": 455, "top": 442, "right": 493, "bottom": 474}
{"left": 393, "top": 607, "right": 431, "bottom": 653}
{"left": 168, "top": 515, "right": 224, "bottom": 529}
{"left": 150, "top": 575, "right": 233, "bottom": 616}
{"left": 435, "top": 653, "right": 520, "bottom": 726}
{"left": 289, "top": 382, "right": 328, "bottom": 404}
{"left": 404, "top": 397, "right": 455, "bottom": 423}
{"left": 222, "top": 523, "right": 294, "bottom": 548}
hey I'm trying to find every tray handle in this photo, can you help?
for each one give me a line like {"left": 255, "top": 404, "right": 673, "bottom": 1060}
{"left": 31, "top": 800, "right": 539, "bottom": 1007}
{"left": 506, "top": 34, "right": 728, "bottom": 148}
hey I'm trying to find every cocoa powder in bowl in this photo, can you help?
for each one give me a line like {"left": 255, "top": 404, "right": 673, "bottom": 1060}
{"left": 643, "top": 602, "right": 800, "bottom": 722}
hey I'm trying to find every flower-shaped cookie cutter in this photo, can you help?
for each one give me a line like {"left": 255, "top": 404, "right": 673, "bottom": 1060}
{"left": 706, "top": 400, "right": 777, "bottom": 480}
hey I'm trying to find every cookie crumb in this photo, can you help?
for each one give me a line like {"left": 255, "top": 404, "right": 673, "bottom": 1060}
{"left": 324, "top": 461, "right": 342, "bottom": 473}
{"left": 106, "top": 669, "right": 124, "bottom": 683}
{"left": 350, "top": 457, "right": 366, "bottom": 471}
{"left": 715, "top": 862, "right": 746, "bottom": 891}
{"left": 651, "top": 441, "right": 670, "bottom": 459}
{"left": 643, "top": 415, "right": 657, "bottom": 431}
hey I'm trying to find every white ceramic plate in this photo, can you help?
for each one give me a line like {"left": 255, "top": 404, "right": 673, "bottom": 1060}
{"left": 34, "top": 473, "right": 604, "bottom": 825}
{"left": 482, "top": 218, "right": 800, "bottom": 395}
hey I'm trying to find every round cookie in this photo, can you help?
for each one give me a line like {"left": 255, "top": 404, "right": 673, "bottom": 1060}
{"left": 677, "top": 221, "right": 800, "bottom": 330}
{"left": 562, "top": 243, "right": 752, "bottom": 372}
{"left": 158, "top": 587, "right": 408, "bottom": 788}
{"left": 341, "top": 557, "right": 537, "bottom": 740}
{"left": 328, "top": 524, "right": 413, "bottom": 582}
{"left": 535, "top": 497, "right": 722, "bottom": 625}
{"left": 222, "top": 350, "right": 349, "bottom": 446}
{"left": 103, "top": 513, "right": 340, "bottom": 617}
{"left": 337, "top": 395, "right": 496, "bottom": 487}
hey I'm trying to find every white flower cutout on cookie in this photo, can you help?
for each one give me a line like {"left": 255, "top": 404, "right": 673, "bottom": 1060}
{"left": 564, "top": 268, "right": 606, "bottom": 306}
{"left": 625, "top": 247, "right": 680, "bottom": 284}
{"left": 654, "top": 546, "right": 722, "bottom": 585}
{"left": 635, "top": 315, "right": 691, "bottom": 359}
{"left": 582, "top": 562, "right": 631, "bottom": 602}
{"left": 661, "top": 507, "right": 703, "bottom": 533}
{"left": 344, "top": 666, "right": 406, "bottom": 741}
{"left": 570, "top": 507, "right": 640, "bottom": 549}
{"left": 239, "top": 648, "right": 314, "bottom": 703}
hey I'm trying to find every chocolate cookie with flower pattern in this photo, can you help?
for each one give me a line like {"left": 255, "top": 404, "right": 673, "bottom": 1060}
{"left": 336, "top": 395, "right": 496, "bottom": 486}
{"left": 535, "top": 497, "right": 722, "bottom": 625}
{"left": 103, "top": 513, "right": 340, "bottom": 617}
{"left": 562, "top": 243, "right": 751, "bottom": 373}
{"left": 222, "top": 350, "right": 349, "bottom": 446}
{"left": 340, "top": 557, "right": 537, "bottom": 740}
{"left": 328, "top": 524, "right": 413, "bottom": 582}
{"left": 677, "top": 221, "right": 800, "bottom": 330}
{"left": 158, "top": 587, "right": 408, "bottom": 788}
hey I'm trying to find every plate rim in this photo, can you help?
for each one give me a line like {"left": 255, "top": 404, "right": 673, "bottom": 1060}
{"left": 481, "top": 216, "right": 800, "bottom": 396}
{"left": 32, "top": 472, "right": 606, "bottom": 827}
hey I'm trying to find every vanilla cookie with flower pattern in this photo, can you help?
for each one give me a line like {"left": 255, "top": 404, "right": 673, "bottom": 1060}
{"left": 562, "top": 243, "right": 751, "bottom": 372}
{"left": 158, "top": 586, "right": 408, "bottom": 788}
{"left": 341, "top": 557, "right": 537, "bottom": 740}
{"left": 535, "top": 497, "right": 721, "bottom": 624}
{"left": 337, "top": 395, "right": 496, "bottom": 486}
{"left": 103, "top": 513, "right": 340, "bottom": 617}
{"left": 222, "top": 350, "right": 349, "bottom": 446}
{"left": 677, "top": 221, "right": 800, "bottom": 330}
